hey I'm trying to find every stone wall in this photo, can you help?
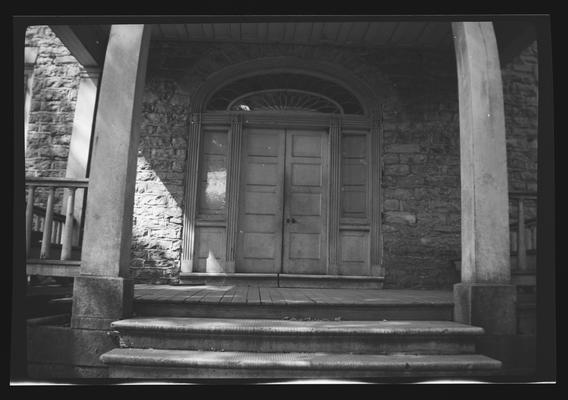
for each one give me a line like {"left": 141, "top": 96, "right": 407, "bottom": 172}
{"left": 130, "top": 78, "right": 189, "bottom": 283}
{"left": 376, "top": 49, "right": 461, "bottom": 288}
{"left": 25, "top": 25, "right": 81, "bottom": 178}
{"left": 502, "top": 40, "right": 539, "bottom": 222}
{"left": 24, "top": 25, "right": 82, "bottom": 213}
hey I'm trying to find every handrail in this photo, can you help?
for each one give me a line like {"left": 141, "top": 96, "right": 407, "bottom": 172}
{"left": 25, "top": 176, "right": 89, "bottom": 188}
{"left": 25, "top": 177, "right": 89, "bottom": 266}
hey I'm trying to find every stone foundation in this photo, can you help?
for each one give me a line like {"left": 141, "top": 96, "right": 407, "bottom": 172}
{"left": 27, "top": 315, "right": 116, "bottom": 379}
{"left": 71, "top": 276, "right": 134, "bottom": 330}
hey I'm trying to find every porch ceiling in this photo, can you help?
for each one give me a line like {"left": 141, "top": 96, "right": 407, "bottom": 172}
{"left": 49, "top": 19, "right": 537, "bottom": 69}
{"left": 150, "top": 21, "right": 454, "bottom": 48}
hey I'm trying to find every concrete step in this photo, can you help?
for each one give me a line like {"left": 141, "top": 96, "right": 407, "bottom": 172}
{"left": 101, "top": 348, "right": 502, "bottom": 379}
{"left": 111, "top": 317, "right": 483, "bottom": 355}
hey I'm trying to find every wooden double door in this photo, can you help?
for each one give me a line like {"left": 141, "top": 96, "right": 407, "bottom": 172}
{"left": 236, "top": 127, "right": 328, "bottom": 275}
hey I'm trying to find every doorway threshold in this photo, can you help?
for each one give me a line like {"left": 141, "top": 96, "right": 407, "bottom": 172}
{"left": 178, "top": 273, "right": 384, "bottom": 289}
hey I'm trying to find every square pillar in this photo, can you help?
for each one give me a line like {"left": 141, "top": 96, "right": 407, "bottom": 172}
{"left": 452, "top": 21, "right": 516, "bottom": 335}
{"left": 64, "top": 67, "right": 100, "bottom": 244}
{"left": 24, "top": 47, "right": 38, "bottom": 153}
{"left": 71, "top": 276, "right": 134, "bottom": 330}
{"left": 71, "top": 25, "right": 150, "bottom": 330}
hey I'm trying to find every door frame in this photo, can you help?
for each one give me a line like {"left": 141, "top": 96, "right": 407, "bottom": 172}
{"left": 182, "top": 110, "right": 383, "bottom": 277}
{"left": 235, "top": 125, "right": 330, "bottom": 274}
{"left": 181, "top": 60, "right": 383, "bottom": 276}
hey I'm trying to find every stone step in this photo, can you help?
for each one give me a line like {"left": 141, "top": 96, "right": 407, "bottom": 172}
{"left": 178, "top": 273, "right": 384, "bottom": 289}
{"left": 111, "top": 317, "right": 483, "bottom": 355}
{"left": 101, "top": 348, "right": 502, "bottom": 379}
{"left": 134, "top": 296, "right": 453, "bottom": 321}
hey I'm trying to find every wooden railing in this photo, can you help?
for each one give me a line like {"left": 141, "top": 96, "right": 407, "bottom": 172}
{"left": 509, "top": 191, "right": 537, "bottom": 272}
{"left": 25, "top": 177, "right": 89, "bottom": 277}
{"left": 31, "top": 205, "right": 67, "bottom": 246}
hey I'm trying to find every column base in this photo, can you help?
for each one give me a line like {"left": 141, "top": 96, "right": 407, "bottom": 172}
{"left": 224, "top": 261, "right": 236, "bottom": 273}
{"left": 371, "top": 264, "right": 385, "bottom": 277}
{"left": 180, "top": 259, "right": 193, "bottom": 274}
{"left": 327, "top": 264, "right": 339, "bottom": 275}
{"left": 454, "top": 283, "right": 517, "bottom": 335}
{"left": 71, "top": 275, "right": 133, "bottom": 330}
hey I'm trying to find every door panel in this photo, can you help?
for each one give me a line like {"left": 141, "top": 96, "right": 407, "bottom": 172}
{"left": 338, "top": 230, "right": 370, "bottom": 276}
{"left": 245, "top": 162, "right": 280, "bottom": 185}
{"left": 289, "top": 192, "right": 322, "bottom": 216}
{"left": 237, "top": 128, "right": 285, "bottom": 273}
{"left": 289, "top": 233, "right": 321, "bottom": 260}
{"left": 243, "top": 232, "right": 277, "bottom": 258}
{"left": 244, "top": 189, "right": 280, "bottom": 215}
{"left": 291, "top": 134, "right": 322, "bottom": 158}
{"left": 291, "top": 163, "right": 322, "bottom": 186}
{"left": 282, "top": 129, "right": 328, "bottom": 275}
{"left": 194, "top": 226, "right": 226, "bottom": 272}
{"left": 237, "top": 127, "right": 328, "bottom": 275}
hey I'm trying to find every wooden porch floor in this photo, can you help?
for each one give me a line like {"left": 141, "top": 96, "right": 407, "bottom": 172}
{"left": 133, "top": 284, "right": 453, "bottom": 306}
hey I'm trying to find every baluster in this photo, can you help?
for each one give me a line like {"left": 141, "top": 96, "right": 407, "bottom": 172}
{"left": 40, "top": 187, "right": 55, "bottom": 259}
{"left": 25, "top": 186, "right": 35, "bottom": 256}
{"left": 517, "top": 197, "right": 527, "bottom": 271}
{"left": 76, "top": 187, "right": 86, "bottom": 247}
{"left": 57, "top": 220, "right": 63, "bottom": 244}
{"left": 51, "top": 220, "right": 59, "bottom": 244}
{"left": 61, "top": 188, "right": 76, "bottom": 260}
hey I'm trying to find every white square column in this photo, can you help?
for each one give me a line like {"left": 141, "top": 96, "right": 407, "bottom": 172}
{"left": 71, "top": 25, "right": 150, "bottom": 330}
{"left": 64, "top": 67, "right": 100, "bottom": 244}
{"left": 452, "top": 21, "right": 516, "bottom": 335}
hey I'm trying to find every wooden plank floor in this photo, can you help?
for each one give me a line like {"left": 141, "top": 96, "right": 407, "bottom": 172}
{"left": 133, "top": 284, "right": 453, "bottom": 306}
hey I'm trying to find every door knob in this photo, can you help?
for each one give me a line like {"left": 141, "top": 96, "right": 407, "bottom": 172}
{"left": 286, "top": 217, "right": 297, "bottom": 223}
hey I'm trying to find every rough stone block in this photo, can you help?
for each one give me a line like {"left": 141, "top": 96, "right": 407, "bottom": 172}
{"left": 71, "top": 276, "right": 134, "bottom": 329}
{"left": 399, "top": 154, "right": 427, "bottom": 164}
{"left": 383, "top": 211, "right": 417, "bottom": 225}
{"left": 454, "top": 283, "right": 517, "bottom": 335}
{"left": 393, "top": 174, "right": 425, "bottom": 187}
{"left": 383, "top": 154, "right": 399, "bottom": 164}
{"left": 383, "top": 199, "right": 400, "bottom": 211}
{"left": 384, "top": 164, "right": 410, "bottom": 176}
{"left": 27, "top": 323, "right": 117, "bottom": 368}
{"left": 475, "top": 334, "right": 536, "bottom": 376}
{"left": 385, "top": 144, "right": 420, "bottom": 153}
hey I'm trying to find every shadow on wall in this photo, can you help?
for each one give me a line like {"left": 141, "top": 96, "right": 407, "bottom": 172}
{"left": 129, "top": 78, "right": 190, "bottom": 284}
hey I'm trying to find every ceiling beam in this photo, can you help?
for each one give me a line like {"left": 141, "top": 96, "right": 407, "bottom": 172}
{"left": 49, "top": 25, "right": 109, "bottom": 68}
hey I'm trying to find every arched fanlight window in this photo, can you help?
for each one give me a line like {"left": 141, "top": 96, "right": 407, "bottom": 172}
{"left": 206, "top": 73, "right": 364, "bottom": 115}
{"left": 229, "top": 89, "right": 343, "bottom": 113}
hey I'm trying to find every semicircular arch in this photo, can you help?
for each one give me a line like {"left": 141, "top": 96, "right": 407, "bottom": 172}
{"left": 189, "top": 57, "right": 382, "bottom": 116}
